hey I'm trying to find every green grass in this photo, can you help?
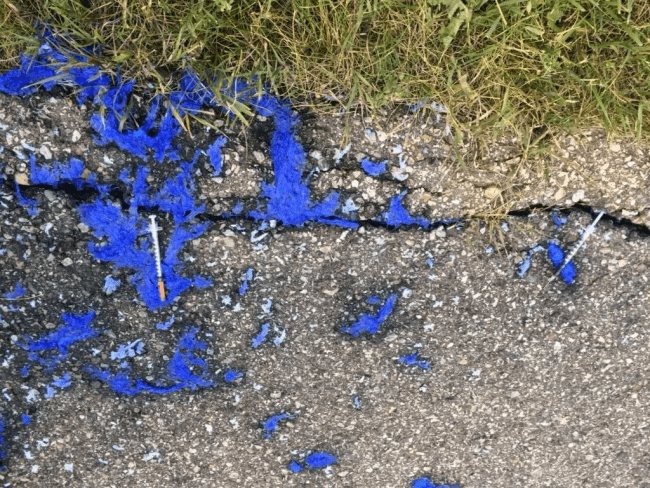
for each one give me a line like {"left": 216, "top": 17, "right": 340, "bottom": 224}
{"left": 1, "top": 0, "right": 649, "bottom": 142}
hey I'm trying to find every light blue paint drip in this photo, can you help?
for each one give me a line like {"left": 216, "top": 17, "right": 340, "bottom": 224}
{"left": 110, "top": 339, "right": 144, "bottom": 360}
{"left": 155, "top": 315, "right": 175, "bottom": 331}
{"left": 518, "top": 245, "right": 545, "bottom": 277}
{"left": 103, "top": 276, "right": 121, "bottom": 295}
{"left": 353, "top": 396, "right": 361, "bottom": 409}
{"left": 341, "top": 198, "right": 358, "bottom": 214}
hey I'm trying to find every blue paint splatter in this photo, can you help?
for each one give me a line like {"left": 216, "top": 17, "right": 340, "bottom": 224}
{"left": 21, "top": 414, "right": 30, "bottom": 425}
{"left": 77, "top": 163, "right": 211, "bottom": 310}
{"left": 252, "top": 322, "right": 271, "bottom": 349}
{"left": 206, "top": 136, "right": 227, "bottom": 176}
{"left": 3, "top": 281, "right": 26, "bottom": 299}
{"left": 287, "top": 460, "right": 304, "bottom": 473}
{"left": 341, "top": 294, "right": 398, "bottom": 337}
{"left": 518, "top": 245, "right": 545, "bottom": 277}
{"left": 305, "top": 452, "right": 337, "bottom": 469}
{"left": 548, "top": 241, "right": 577, "bottom": 284}
{"left": 14, "top": 181, "right": 39, "bottom": 216}
{"left": 262, "top": 412, "right": 294, "bottom": 438}
{"left": 0, "top": 417, "right": 6, "bottom": 470}
{"left": 224, "top": 370, "right": 243, "bottom": 382}
{"left": 552, "top": 210, "right": 567, "bottom": 228}
{"left": 86, "top": 326, "right": 218, "bottom": 395}
{"left": 110, "top": 339, "right": 144, "bottom": 360}
{"left": 361, "top": 157, "right": 387, "bottom": 177}
{"left": 52, "top": 372, "right": 72, "bottom": 389}
{"left": 411, "top": 477, "right": 459, "bottom": 488}
{"left": 398, "top": 352, "right": 430, "bottom": 370}
{"left": 239, "top": 268, "right": 254, "bottom": 295}
{"left": 366, "top": 296, "right": 380, "bottom": 304}
{"left": 353, "top": 396, "right": 361, "bottom": 409}
{"left": 103, "top": 276, "right": 121, "bottom": 295}
{"left": 155, "top": 315, "right": 175, "bottom": 331}
{"left": 17, "top": 311, "right": 98, "bottom": 371}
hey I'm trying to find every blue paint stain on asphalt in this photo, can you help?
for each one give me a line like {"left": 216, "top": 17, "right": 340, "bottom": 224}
{"left": 341, "top": 294, "right": 398, "bottom": 337}
{"left": 3, "top": 282, "right": 25, "bottom": 299}
{"left": 17, "top": 311, "right": 98, "bottom": 372}
{"left": 0, "top": 30, "right": 587, "bottom": 480}
{"left": 411, "top": 477, "right": 460, "bottom": 488}
{"left": 262, "top": 412, "right": 294, "bottom": 438}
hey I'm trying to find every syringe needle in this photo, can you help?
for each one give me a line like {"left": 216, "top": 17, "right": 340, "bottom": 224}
{"left": 149, "top": 215, "right": 165, "bottom": 301}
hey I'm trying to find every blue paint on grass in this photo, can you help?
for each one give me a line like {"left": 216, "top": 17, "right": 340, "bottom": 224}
{"left": 398, "top": 352, "right": 430, "bottom": 370}
{"left": 411, "top": 477, "right": 459, "bottom": 488}
{"left": 3, "top": 281, "right": 26, "bottom": 299}
{"left": 547, "top": 241, "right": 577, "bottom": 284}
{"left": 262, "top": 412, "right": 294, "bottom": 438}
{"left": 341, "top": 294, "right": 398, "bottom": 337}
{"left": 361, "top": 157, "right": 387, "bottom": 177}
{"left": 17, "top": 311, "right": 98, "bottom": 371}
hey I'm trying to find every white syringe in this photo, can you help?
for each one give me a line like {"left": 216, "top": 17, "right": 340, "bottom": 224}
{"left": 149, "top": 215, "right": 166, "bottom": 301}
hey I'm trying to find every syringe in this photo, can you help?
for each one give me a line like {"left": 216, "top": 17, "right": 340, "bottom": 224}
{"left": 149, "top": 215, "right": 166, "bottom": 301}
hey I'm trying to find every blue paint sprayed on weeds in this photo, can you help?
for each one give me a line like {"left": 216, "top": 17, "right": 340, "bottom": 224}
{"left": 341, "top": 294, "right": 398, "bottom": 337}
{"left": 17, "top": 311, "right": 98, "bottom": 371}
